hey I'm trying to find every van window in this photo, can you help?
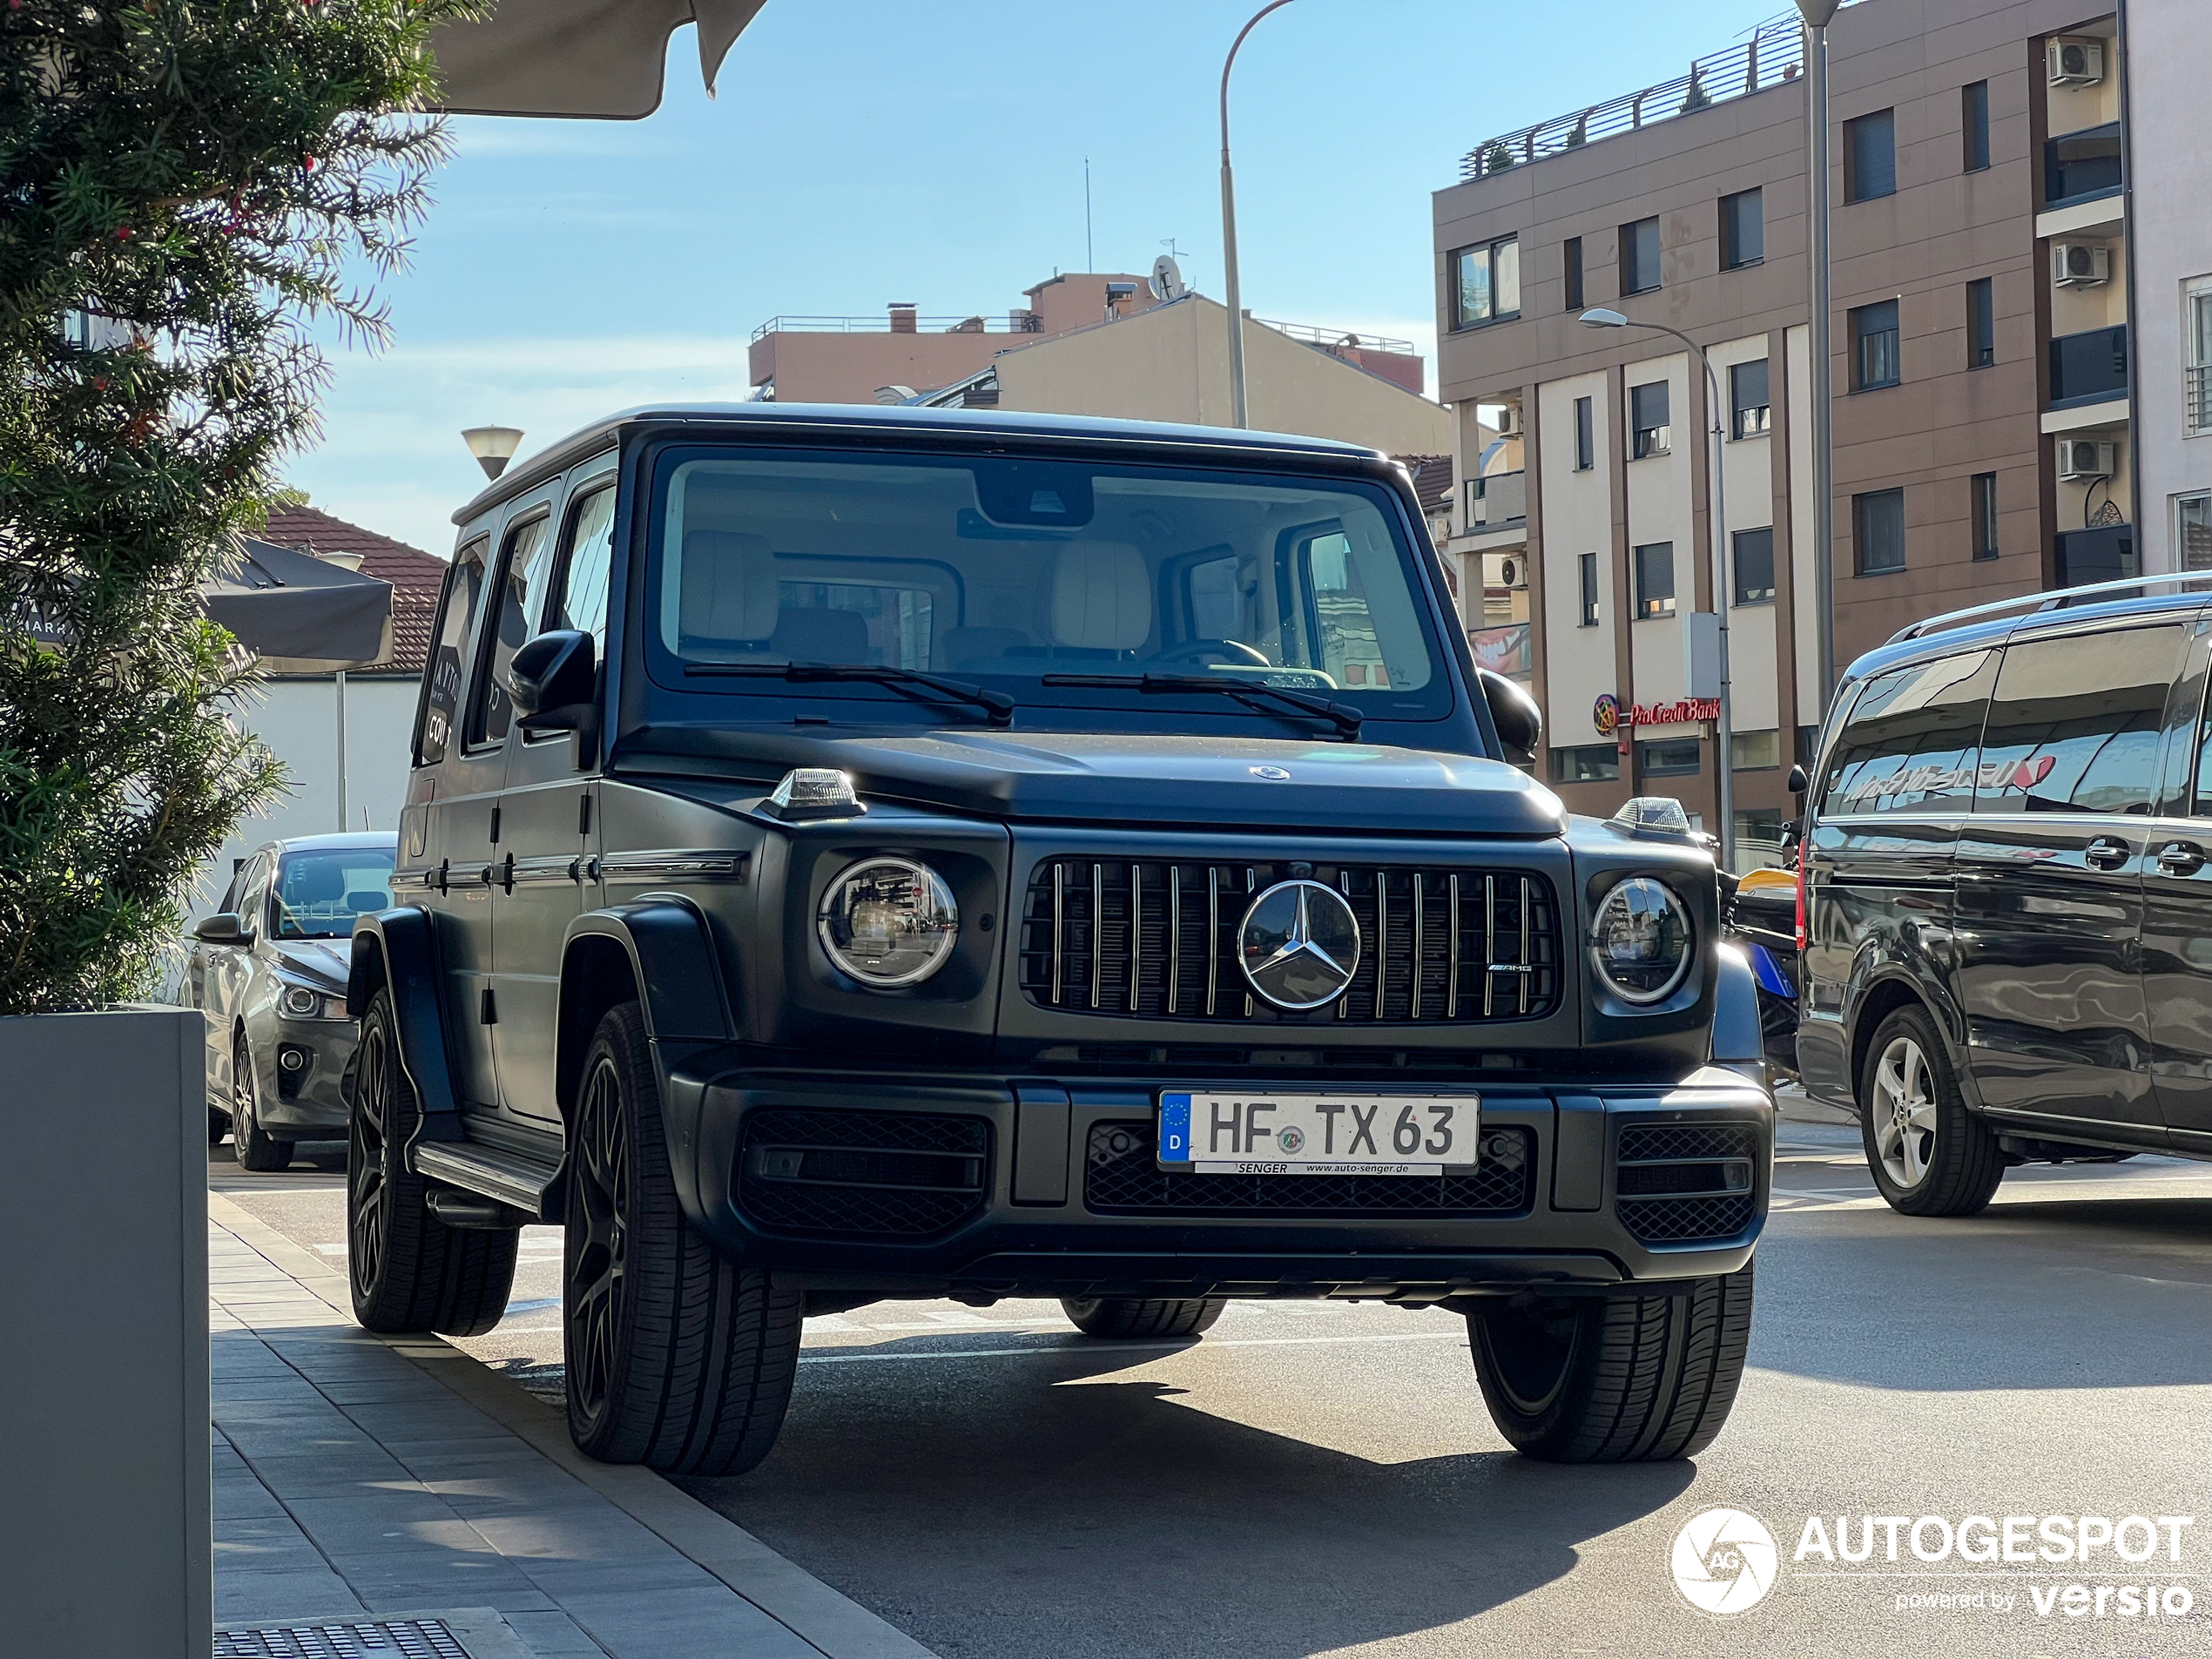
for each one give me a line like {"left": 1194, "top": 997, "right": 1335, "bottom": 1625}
{"left": 554, "top": 484, "right": 617, "bottom": 657}
{"left": 1817, "top": 649, "right": 1997, "bottom": 815}
{"left": 469, "top": 515, "right": 552, "bottom": 749}
{"left": 1975, "top": 626, "right": 2183, "bottom": 815}
{"left": 416, "top": 539, "right": 489, "bottom": 766}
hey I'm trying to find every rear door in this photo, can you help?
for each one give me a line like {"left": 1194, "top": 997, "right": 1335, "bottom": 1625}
{"left": 206, "top": 853, "right": 273, "bottom": 1106}
{"left": 2137, "top": 610, "right": 2212, "bottom": 1151}
{"left": 1952, "top": 621, "right": 2185, "bottom": 1139}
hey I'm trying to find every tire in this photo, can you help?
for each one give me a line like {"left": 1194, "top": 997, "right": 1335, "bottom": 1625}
{"left": 347, "top": 988, "right": 519, "bottom": 1336}
{"left": 1857, "top": 1004, "right": 2005, "bottom": 1217}
{"left": 210, "top": 1107, "right": 230, "bottom": 1146}
{"left": 564, "top": 1001, "right": 803, "bottom": 1477}
{"left": 232, "top": 1034, "right": 295, "bottom": 1172}
{"left": 1467, "top": 1263, "right": 1755, "bottom": 1463}
{"left": 1060, "top": 1296, "right": 1229, "bottom": 1339}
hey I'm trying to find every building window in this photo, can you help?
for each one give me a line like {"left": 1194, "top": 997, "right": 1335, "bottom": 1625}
{"left": 1967, "top": 278, "right": 1995, "bottom": 369}
{"left": 2179, "top": 494, "right": 2212, "bottom": 572}
{"left": 1564, "top": 237, "right": 1584, "bottom": 312}
{"left": 1721, "top": 189, "right": 1764, "bottom": 270}
{"left": 1731, "top": 729, "right": 1781, "bottom": 770}
{"left": 1637, "top": 736, "right": 1703, "bottom": 776}
{"left": 1733, "top": 527, "right": 1776, "bottom": 604}
{"left": 1963, "top": 80, "right": 1990, "bottom": 173}
{"left": 1551, "top": 743, "right": 1620, "bottom": 785}
{"left": 1630, "top": 380, "right": 1670, "bottom": 459}
{"left": 1972, "top": 472, "right": 1999, "bottom": 561}
{"left": 1574, "top": 395, "right": 1595, "bottom": 470}
{"left": 1851, "top": 299, "right": 1901, "bottom": 391}
{"left": 1730, "top": 359, "right": 1770, "bottom": 439}
{"left": 1451, "top": 237, "right": 1521, "bottom": 328}
{"left": 1855, "top": 488, "right": 1906, "bottom": 575}
{"left": 1621, "top": 216, "right": 1662, "bottom": 295}
{"left": 1634, "top": 542, "right": 1676, "bottom": 618}
{"left": 1845, "top": 109, "right": 1897, "bottom": 202}
{"left": 1578, "top": 550, "right": 1601, "bottom": 626}
{"left": 2188, "top": 280, "right": 2212, "bottom": 435}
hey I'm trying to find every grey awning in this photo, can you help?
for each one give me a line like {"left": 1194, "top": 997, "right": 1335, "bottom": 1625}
{"left": 204, "top": 538, "right": 395, "bottom": 671}
{"left": 431, "top": 0, "right": 770, "bottom": 118}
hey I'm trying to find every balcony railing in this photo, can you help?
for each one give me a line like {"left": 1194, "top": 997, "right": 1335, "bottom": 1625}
{"left": 1465, "top": 470, "right": 1527, "bottom": 530}
{"left": 2045, "top": 124, "right": 2123, "bottom": 209}
{"left": 751, "top": 313, "right": 1044, "bottom": 342}
{"left": 1459, "top": 10, "right": 1844, "bottom": 181}
{"left": 2049, "top": 326, "right": 2129, "bottom": 407}
{"left": 1252, "top": 318, "right": 1415, "bottom": 355}
{"left": 2189, "top": 364, "right": 2212, "bottom": 435}
{"left": 2055, "top": 523, "right": 2135, "bottom": 588}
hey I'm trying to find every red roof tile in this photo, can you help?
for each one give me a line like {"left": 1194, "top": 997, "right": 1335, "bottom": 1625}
{"left": 260, "top": 505, "right": 448, "bottom": 676}
{"left": 1392, "top": 454, "right": 1455, "bottom": 517}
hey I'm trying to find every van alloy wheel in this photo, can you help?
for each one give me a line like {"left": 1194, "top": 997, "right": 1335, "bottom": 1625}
{"left": 565, "top": 1051, "right": 630, "bottom": 1435}
{"left": 1871, "top": 1035, "right": 1937, "bottom": 1190}
{"left": 348, "top": 1013, "right": 393, "bottom": 1296}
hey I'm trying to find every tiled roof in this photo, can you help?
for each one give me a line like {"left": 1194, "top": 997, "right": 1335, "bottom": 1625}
{"left": 1393, "top": 454, "right": 1454, "bottom": 517}
{"left": 260, "top": 505, "right": 448, "bottom": 676}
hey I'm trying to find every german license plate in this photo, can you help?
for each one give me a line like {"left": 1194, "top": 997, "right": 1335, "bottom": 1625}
{"left": 1157, "top": 1092, "right": 1479, "bottom": 1176}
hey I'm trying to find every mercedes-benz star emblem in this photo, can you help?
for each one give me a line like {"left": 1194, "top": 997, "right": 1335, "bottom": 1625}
{"left": 1238, "top": 880, "right": 1361, "bottom": 1010}
{"left": 1249, "top": 765, "right": 1291, "bottom": 780}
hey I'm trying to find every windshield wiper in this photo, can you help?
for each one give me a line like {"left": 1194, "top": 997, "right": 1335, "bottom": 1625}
{"left": 1040, "top": 671, "right": 1362, "bottom": 739}
{"left": 684, "top": 661, "right": 1015, "bottom": 727}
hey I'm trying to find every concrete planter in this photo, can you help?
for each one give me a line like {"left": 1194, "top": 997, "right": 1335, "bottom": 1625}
{"left": 0, "top": 1006, "right": 211, "bottom": 1649}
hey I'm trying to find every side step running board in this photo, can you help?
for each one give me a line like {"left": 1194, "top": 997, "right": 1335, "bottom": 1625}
{"left": 414, "top": 1139, "right": 559, "bottom": 1220}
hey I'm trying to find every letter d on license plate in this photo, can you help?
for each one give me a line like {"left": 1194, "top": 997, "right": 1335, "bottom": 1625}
{"left": 1158, "top": 1092, "right": 1480, "bottom": 1177}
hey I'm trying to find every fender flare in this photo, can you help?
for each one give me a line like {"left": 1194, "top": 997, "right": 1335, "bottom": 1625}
{"left": 347, "top": 909, "right": 466, "bottom": 1145}
{"left": 1711, "top": 943, "right": 1766, "bottom": 1078}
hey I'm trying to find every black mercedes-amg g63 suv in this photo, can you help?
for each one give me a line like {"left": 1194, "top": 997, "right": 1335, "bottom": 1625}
{"left": 345, "top": 404, "right": 1770, "bottom": 1474}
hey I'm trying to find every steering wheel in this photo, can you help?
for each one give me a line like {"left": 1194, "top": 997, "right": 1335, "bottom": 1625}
{"left": 1149, "top": 637, "right": 1272, "bottom": 668}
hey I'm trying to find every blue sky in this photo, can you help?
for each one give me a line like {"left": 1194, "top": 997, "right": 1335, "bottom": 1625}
{"left": 294, "top": 0, "right": 1782, "bottom": 556}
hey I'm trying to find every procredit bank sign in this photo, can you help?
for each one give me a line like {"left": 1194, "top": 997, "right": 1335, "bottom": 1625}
{"left": 1594, "top": 694, "right": 1721, "bottom": 737}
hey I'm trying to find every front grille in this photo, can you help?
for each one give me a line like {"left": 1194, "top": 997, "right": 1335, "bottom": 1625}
{"left": 737, "top": 1108, "right": 990, "bottom": 1238}
{"left": 1021, "top": 859, "right": 1561, "bottom": 1025}
{"left": 1084, "top": 1119, "right": 1533, "bottom": 1217}
{"left": 1615, "top": 1122, "right": 1760, "bottom": 1244}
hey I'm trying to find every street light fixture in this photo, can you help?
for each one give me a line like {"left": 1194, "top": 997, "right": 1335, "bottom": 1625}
{"left": 1581, "top": 307, "right": 1739, "bottom": 872}
{"left": 462, "top": 425, "right": 524, "bottom": 481}
{"left": 1218, "top": 0, "right": 1298, "bottom": 429}
{"left": 1797, "top": 0, "right": 1841, "bottom": 714}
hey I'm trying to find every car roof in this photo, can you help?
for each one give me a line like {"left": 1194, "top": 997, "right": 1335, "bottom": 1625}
{"left": 257, "top": 832, "right": 399, "bottom": 855}
{"left": 1840, "top": 587, "right": 2210, "bottom": 691}
{"left": 451, "top": 402, "right": 1393, "bottom": 527}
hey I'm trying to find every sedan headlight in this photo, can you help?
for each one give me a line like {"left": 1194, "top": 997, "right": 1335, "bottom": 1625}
{"left": 278, "top": 982, "right": 345, "bottom": 1021}
{"left": 1588, "top": 876, "right": 1693, "bottom": 1004}
{"left": 817, "top": 858, "right": 959, "bottom": 988}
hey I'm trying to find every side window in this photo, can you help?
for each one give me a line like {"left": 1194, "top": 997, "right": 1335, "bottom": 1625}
{"left": 1977, "top": 626, "right": 2183, "bottom": 815}
{"left": 1183, "top": 547, "right": 1243, "bottom": 641}
{"left": 415, "top": 539, "right": 488, "bottom": 766}
{"left": 468, "top": 515, "right": 552, "bottom": 750}
{"left": 1817, "top": 649, "right": 1998, "bottom": 816}
{"left": 1298, "top": 528, "right": 1431, "bottom": 691}
{"left": 553, "top": 483, "right": 616, "bottom": 657}
{"left": 239, "top": 854, "right": 274, "bottom": 938}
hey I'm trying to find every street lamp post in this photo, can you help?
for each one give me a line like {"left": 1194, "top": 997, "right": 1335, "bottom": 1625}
{"left": 1218, "top": 0, "right": 1297, "bottom": 429}
{"left": 1797, "top": 0, "right": 1842, "bottom": 715}
{"left": 1582, "top": 308, "right": 1737, "bottom": 872}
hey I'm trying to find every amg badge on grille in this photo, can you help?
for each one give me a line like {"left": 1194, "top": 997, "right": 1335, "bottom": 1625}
{"left": 1238, "top": 880, "right": 1361, "bottom": 1009}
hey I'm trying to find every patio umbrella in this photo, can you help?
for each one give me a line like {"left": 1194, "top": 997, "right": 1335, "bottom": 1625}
{"left": 431, "top": 0, "right": 770, "bottom": 118}
{"left": 204, "top": 536, "right": 395, "bottom": 829}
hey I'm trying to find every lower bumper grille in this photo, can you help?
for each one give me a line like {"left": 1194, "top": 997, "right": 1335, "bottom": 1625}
{"left": 738, "top": 1108, "right": 990, "bottom": 1238}
{"left": 1084, "top": 1120, "right": 1533, "bottom": 1217}
{"left": 1615, "top": 1123, "right": 1760, "bottom": 1244}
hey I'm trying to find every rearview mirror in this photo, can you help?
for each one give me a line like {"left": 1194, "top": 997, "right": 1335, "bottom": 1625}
{"left": 193, "top": 912, "right": 249, "bottom": 945}
{"left": 1479, "top": 669, "right": 1542, "bottom": 770}
{"left": 512, "top": 630, "right": 596, "bottom": 728}
{"left": 1787, "top": 763, "right": 1810, "bottom": 795}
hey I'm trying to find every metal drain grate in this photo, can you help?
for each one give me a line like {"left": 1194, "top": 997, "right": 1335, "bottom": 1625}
{"left": 213, "top": 1618, "right": 472, "bottom": 1659}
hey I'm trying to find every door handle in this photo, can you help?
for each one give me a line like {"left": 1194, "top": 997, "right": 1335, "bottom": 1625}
{"left": 498, "top": 853, "right": 515, "bottom": 894}
{"left": 2158, "top": 840, "right": 2207, "bottom": 876}
{"left": 2084, "top": 836, "right": 2131, "bottom": 871}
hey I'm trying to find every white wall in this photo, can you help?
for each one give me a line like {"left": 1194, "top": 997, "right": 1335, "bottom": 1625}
{"left": 1710, "top": 334, "right": 1780, "bottom": 737}
{"left": 1788, "top": 324, "right": 1822, "bottom": 721}
{"left": 1624, "top": 353, "right": 1694, "bottom": 717}
{"left": 193, "top": 675, "right": 420, "bottom": 916}
{"left": 1536, "top": 370, "right": 1614, "bottom": 744}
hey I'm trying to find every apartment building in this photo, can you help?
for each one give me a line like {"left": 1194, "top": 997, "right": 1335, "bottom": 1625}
{"left": 1431, "top": 0, "right": 2171, "bottom": 859}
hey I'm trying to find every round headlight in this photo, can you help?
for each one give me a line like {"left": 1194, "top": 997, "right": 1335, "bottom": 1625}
{"left": 280, "top": 984, "right": 323, "bottom": 1018}
{"left": 1588, "top": 876, "right": 1693, "bottom": 1004}
{"left": 817, "top": 858, "right": 959, "bottom": 988}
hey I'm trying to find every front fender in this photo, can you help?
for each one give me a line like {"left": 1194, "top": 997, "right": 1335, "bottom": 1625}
{"left": 347, "top": 909, "right": 464, "bottom": 1145}
{"left": 1710, "top": 943, "right": 1770, "bottom": 1090}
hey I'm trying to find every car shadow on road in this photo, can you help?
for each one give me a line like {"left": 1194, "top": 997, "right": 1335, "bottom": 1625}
{"left": 685, "top": 1332, "right": 1694, "bottom": 1659}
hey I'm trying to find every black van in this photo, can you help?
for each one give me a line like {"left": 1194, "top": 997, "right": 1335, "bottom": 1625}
{"left": 1800, "top": 577, "right": 2212, "bottom": 1213}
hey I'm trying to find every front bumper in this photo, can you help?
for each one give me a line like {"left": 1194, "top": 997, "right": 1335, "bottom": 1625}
{"left": 252, "top": 1017, "right": 356, "bottom": 1132}
{"left": 661, "top": 1057, "right": 1771, "bottom": 1302}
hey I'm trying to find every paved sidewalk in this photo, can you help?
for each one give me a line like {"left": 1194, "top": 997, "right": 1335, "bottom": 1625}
{"left": 209, "top": 1193, "right": 934, "bottom": 1659}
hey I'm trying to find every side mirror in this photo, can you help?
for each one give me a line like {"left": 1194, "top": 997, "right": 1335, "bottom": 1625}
{"left": 512, "top": 630, "right": 596, "bottom": 729}
{"left": 193, "top": 912, "right": 249, "bottom": 945}
{"left": 1479, "top": 668, "right": 1542, "bottom": 770}
{"left": 1786, "top": 763, "right": 1810, "bottom": 795}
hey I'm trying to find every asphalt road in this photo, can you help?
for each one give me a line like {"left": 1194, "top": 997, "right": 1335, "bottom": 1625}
{"left": 217, "top": 1111, "right": 2212, "bottom": 1659}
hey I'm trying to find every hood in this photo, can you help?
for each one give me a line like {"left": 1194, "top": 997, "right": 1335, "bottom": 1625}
{"left": 624, "top": 727, "right": 1568, "bottom": 837}
{"left": 273, "top": 940, "right": 351, "bottom": 989}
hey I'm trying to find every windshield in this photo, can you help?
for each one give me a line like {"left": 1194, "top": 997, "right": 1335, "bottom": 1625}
{"left": 645, "top": 449, "right": 1448, "bottom": 722}
{"left": 273, "top": 847, "right": 395, "bottom": 940}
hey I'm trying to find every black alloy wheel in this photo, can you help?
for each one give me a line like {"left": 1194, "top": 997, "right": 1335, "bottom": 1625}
{"left": 564, "top": 1045, "right": 631, "bottom": 1443}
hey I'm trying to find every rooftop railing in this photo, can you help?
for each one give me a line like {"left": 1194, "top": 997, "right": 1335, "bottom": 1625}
{"left": 1458, "top": 7, "right": 1858, "bottom": 183}
{"left": 750, "top": 314, "right": 1045, "bottom": 342}
{"left": 1253, "top": 317, "right": 1416, "bottom": 355}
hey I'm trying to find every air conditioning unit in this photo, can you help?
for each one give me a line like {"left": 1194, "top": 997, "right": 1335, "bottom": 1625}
{"left": 2052, "top": 241, "right": 2110, "bottom": 287}
{"left": 2056, "top": 437, "right": 2117, "bottom": 481}
{"left": 1496, "top": 555, "right": 1530, "bottom": 590}
{"left": 1492, "top": 406, "right": 1521, "bottom": 437}
{"left": 2047, "top": 37, "right": 2104, "bottom": 87}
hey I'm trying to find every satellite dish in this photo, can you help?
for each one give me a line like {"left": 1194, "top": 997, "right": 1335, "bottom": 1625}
{"left": 1150, "top": 254, "right": 1187, "bottom": 301}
